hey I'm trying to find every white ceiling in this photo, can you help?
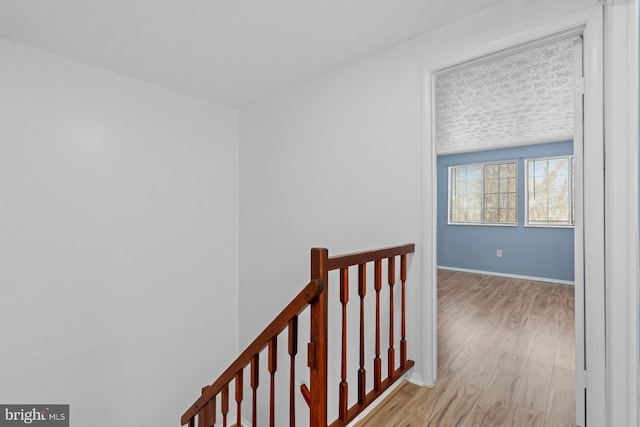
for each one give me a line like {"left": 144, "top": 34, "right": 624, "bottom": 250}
{"left": 435, "top": 37, "right": 576, "bottom": 155}
{"left": 0, "top": 0, "right": 505, "bottom": 107}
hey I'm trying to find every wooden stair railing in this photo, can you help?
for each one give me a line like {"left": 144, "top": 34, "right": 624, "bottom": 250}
{"left": 181, "top": 279, "right": 323, "bottom": 427}
{"left": 181, "top": 243, "right": 415, "bottom": 427}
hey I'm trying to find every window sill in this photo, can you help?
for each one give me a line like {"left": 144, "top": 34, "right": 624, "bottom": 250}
{"left": 524, "top": 223, "right": 575, "bottom": 229}
{"left": 447, "top": 222, "right": 518, "bottom": 227}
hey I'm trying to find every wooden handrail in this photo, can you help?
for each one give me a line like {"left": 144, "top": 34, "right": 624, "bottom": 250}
{"left": 327, "top": 243, "right": 415, "bottom": 271}
{"left": 180, "top": 278, "right": 323, "bottom": 425}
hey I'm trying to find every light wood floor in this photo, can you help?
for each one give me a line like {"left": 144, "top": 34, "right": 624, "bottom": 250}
{"left": 356, "top": 270, "right": 576, "bottom": 427}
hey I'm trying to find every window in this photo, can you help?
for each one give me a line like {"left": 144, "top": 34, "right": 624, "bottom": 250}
{"left": 449, "top": 161, "right": 517, "bottom": 225}
{"left": 526, "top": 156, "right": 574, "bottom": 226}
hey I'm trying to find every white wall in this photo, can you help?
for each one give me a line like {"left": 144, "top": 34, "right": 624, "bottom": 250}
{"left": 239, "top": 0, "right": 595, "bottom": 421}
{"left": 0, "top": 39, "right": 239, "bottom": 427}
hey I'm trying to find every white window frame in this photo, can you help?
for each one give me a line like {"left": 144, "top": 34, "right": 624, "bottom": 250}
{"left": 448, "top": 160, "right": 518, "bottom": 226}
{"left": 524, "top": 155, "right": 575, "bottom": 228}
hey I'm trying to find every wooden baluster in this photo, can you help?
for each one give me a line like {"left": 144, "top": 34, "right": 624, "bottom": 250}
{"left": 235, "top": 370, "right": 243, "bottom": 427}
{"left": 288, "top": 316, "right": 298, "bottom": 427}
{"left": 251, "top": 354, "right": 259, "bottom": 427}
{"left": 300, "top": 384, "right": 311, "bottom": 406}
{"left": 374, "top": 259, "right": 382, "bottom": 391}
{"left": 269, "top": 337, "right": 278, "bottom": 427}
{"left": 358, "top": 263, "right": 366, "bottom": 404}
{"left": 189, "top": 418, "right": 195, "bottom": 427}
{"left": 309, "top": 248, "right": 328, "bottom": 427}
{"left": 221, "top": 384, "right": 229, "bottom": 427}
{"left": 198, "top": 386, "right": 215, "bottom": 427}
{"left": 339, "top": 267, "right": 349, "bottom": 420}
{"left": 388, "top": 256, "right": 396, "bottom": 378}
{"left": 198, "top": 409, "right": 204, "bottom": 427}
{"left": 400, "top": 254, "right": 407, "bottom": 369}
{"left": 198, "top": 387, "right": 206, "bottom": 427}
{"left": 207, "top": 397, "right": 216, "bottom": 427}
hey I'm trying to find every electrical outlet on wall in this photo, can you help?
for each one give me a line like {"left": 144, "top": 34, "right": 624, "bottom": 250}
{"left": 496, "top": 249, "right": 503, "bottom": 258}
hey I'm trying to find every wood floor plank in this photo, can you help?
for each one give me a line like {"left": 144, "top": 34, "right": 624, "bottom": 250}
{"left": 356, "top": 381, "right": 417, "bottom": 426}
{"left": 502, "top": 404, "right": 546, "bottom": 427}
{"left": 425, "top": 379, "right": 484, "bottom": 426}
{"left": 442, "top": 309, "right": 484, "bottom": 347}
{"left": 544, "top": 367, "right": 576, "bottom": 427}
{"left": 515, "top": 361, "right": 554, "bottom": 413}
{"left": 502, "top": 324, "right": 538, "bottom": 359}
{"left": 498, "top": 352, "right": 527, "bottom": 375}
{"left": 438, "top": 340, "right": 484, "bottom": 382}
{"left": 530, "top": 332, "right": 560, "bottom": 366}
{"left": 531, "top": 290, "right": 551, "bottom": 317}
{"left": 463, "top": 370, "right": 521, "bottom": 427}
{"left": 554, "top": 335, "right": 575, "bottom": 371}
{"left": 513, "top": 331, "right": 558, "bottom": 412}
{"left": 464, "top": 343, "right": 504, "bottom": 390}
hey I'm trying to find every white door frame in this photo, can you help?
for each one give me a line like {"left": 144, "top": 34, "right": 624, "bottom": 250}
{"left": 420, "top": 5, "right": 637, "bottom": 426}
{"left": 602, "top": 1, "right": 639, "bottom": 426}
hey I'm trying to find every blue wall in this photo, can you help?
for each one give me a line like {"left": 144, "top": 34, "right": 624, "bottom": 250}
{"left": 437, "top": 141, "right": 574, "bottom": 282}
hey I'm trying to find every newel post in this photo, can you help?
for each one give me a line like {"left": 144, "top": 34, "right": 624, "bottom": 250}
{"left": 309, "top": 248, "right": 328, "bottom": 427}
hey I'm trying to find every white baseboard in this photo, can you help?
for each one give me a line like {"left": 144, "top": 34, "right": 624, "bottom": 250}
{"left": 407, "top": 372, "right": 425, "bottom": 387}
{"left": 437, "top": 265, "right": 574, "bottom": 285}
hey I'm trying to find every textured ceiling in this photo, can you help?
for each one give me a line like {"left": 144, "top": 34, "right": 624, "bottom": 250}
{"left": 0, "top": 0, "right": 505, "bottom": 107}
{"left": 435, "top": 37, "right": 575, "bottom": 155}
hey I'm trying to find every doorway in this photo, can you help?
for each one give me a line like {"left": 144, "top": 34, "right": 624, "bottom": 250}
{"left": 437, "top": 33, "right": 579, "bottom": 425}
{"left": 422, "top": 10, "right": 606, "bottom": 427}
